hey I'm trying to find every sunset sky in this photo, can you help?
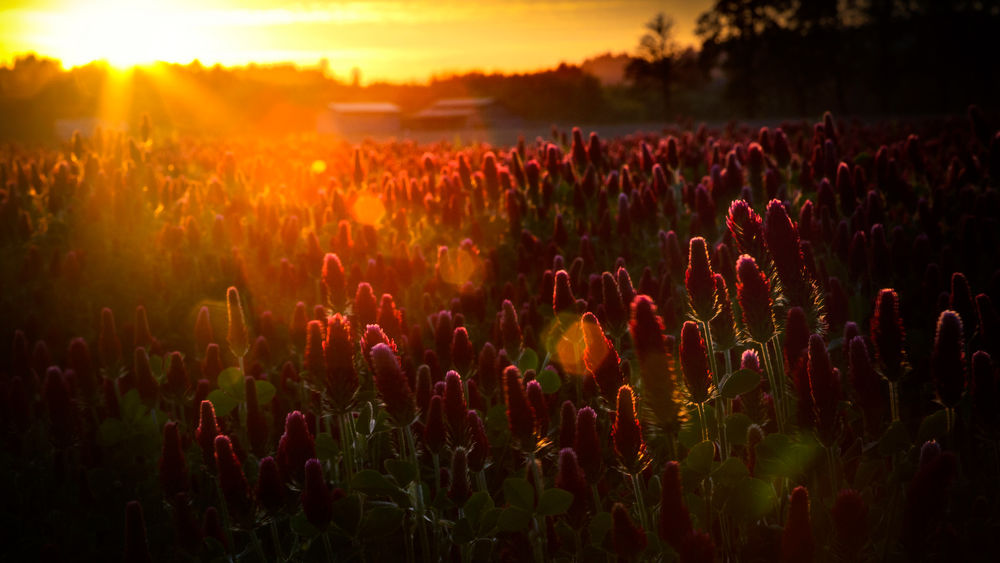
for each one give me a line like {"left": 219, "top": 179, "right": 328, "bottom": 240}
{"left": 0, "top": 0, "right": 711, "bottom": 83}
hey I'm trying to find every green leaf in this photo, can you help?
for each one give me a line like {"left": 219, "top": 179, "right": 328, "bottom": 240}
{"left": 290, "top": 511, "right": 320, "bottom": 537}
{"left": 536, "top": 488, "right": 574, "bottom": 516}
{"left": 536, "top": 369, "right": 562, "bottom": 394}
{"left": 120, "top": 389, "right": 144, "bottom": 422}
{"left": 725, "top": 412, "right": 753, "bottom": 446}
{"left": 385, "top": 459, "right": 417, "bottom": 487}
{"left": 754, "top": 433, "right": 820, "bottom": 479}
{"left": 503, "top": 478, "right": 535, "bottom": 512}
{"left": 206, "top": 389, "right": 238, "bottom": 418}
{"left": 497, "top": 507, "right": 532, "bottom": 532}
{"left": 350, "top": 470, "right": 398, "bottom": 496}
{"left": 452, "top": 517, "right": 476, "bottom": 545}
{"left": 315, "top": 432, "right": 339, "bottom": 462}
{"left": 97, "top": 418, "right": 126, "bottom": 447}
{"left": 713, "top": 457, "right": 750, "bottom": 487}
{"left": 877, "top": 420, "right": 910, "bottom": 456}
{"left": 464, "top": 491, "right": 494, "bottom": 529}
{"left": 331, "top": 494, "right": 362, "bottom": 537}
{"left": 917, "top": 409, "right": 949, "bottom": 443}
{"left": 726, "top": 477, "right": 776, "bottom": 522}
{"left": 686, "top": 440, "right": 716, "bottom": 475}
{"left": 518, "top": 348, "right": 539, "bottom": 373}
{"left": 356, "top": 402, "right": 374, "bottom": 436}
{"left": 588, "top": 511, "right": 613, "bottom": 546}
{"left": 360, "top": 506, "right": 404, "bottom": 538}
{"left": 255, "top": 380, "right": 276, "bottom": 405}
{"left": 486, "top": 403, "right": 509, "bottom": 444}
{"left": 478, "top": 507, "right": 501, "bottom": 535}
{"left": 149, "top": 355, "right": 165, "bottom": 383}
{"left": 719, "top": 369, "right": 761, "bottom": 399}
{"left": 217, "top": 367, "right": 245, "bottom": 399}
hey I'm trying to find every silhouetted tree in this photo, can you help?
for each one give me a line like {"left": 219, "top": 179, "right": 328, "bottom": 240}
{"left": 626, "top": 13, "right": 677, "bottom": 118}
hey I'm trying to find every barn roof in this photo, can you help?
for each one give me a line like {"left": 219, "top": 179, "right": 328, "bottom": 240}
{"left": 328, "top": 102, "right": 401, "bottom": 114}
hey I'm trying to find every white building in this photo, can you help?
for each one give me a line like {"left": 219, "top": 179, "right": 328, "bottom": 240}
{"left": 317, "top": 102, "right": 401, "bottom": 136}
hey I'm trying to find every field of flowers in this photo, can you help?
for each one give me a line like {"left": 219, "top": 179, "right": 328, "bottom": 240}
{"left": 1, "top": 110, "right": 999, "bottom": 562}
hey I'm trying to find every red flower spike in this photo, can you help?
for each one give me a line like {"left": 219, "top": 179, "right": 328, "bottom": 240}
{"left": 504, "top": 366, "right": 535, "bottom": 448}
{"left": 932, "top": 310, "right": 966, "bottom": 407}
{"left": 290, "top": 302, "right": 309, "bottom": 350}
{"left": 321, "top": 253, "right": 346, "bottom": 307}
{"left": 612, "top": 502, "right": 647, "bottom": 562}
{"left": 736, "top": 255, "right": 775, "bottom": 343}
{"left": 361, "top": 324, "right": 395, "bottom": 372}
{"left": 477, "top": 342, "right": 498, "bottom": 397}
{"left": 658, "top": 461, "right": 693, "bottom": 548}
{"left": 781, "top": 486, "right": 815, "bottom": 563}
{"left": 613, "top": 385, "right": 645, "bottom": 471}
{"left": 354, "top": 282, "right": 378, "bottom": 329}
{"left": 448, "top": 447, "right": 471, "bottom": 505}
{"left": 553, "top": 269, "right": 576, "bottom": 318}
{"left": 710, "top": 274, "right": 737, "bottom": 351}
{"left": 726, "top": 200, "right": 764, "bottom": 259}
{"left": 444, "top": 370, "right": 467, "bottom": 440}
{"left": 680, "top": 321, "right": 711, "bottom": 404}
{"left": 571, "top": 406, "right": 601, "bottom": 485}
{"left": 276, "top": 411, "right": 316, "bottom": 485}
{"left": 424, "top": 395, "right": 446, "bottom": 455}
{"left": 134, "top": 305, "right": 153, "bottom": 350}
{"left": 679, "top": 530, "right": 715, "bottom": 563}
{"left": 203, "top": 506, "right": 227, "bottom": 549}
{"left": 558, "top": 400, "right": 577, "bottom": 449}
{"left": 303, "top": 320, "right": 326, "bottom": 384}
{"left": 871, "top": 288, "right": 907, "bottom": 382}
{"left": 371, "top": 342, "right": 416, "bottom": 426}
{"left": 686, "top": 237, "right": 718, "bottom": 322}
{"left": 602, "top": 271, "right": 627, "bottom": 330}
{"left": 324, "top": 314, "right": 358, "bottom": 412}
{"left": 159, "top": 421, "right": 188, "bottom": 497}
{"left": 196, "top": 400, "right": 220, "bottom": 468}
{"left": 467, "top": 410, "right": 490, "bottom": 472}
{"left": 499, "top": 299, "right": 522, "bottom": 357}
{"left": 526, "top": 379, "right": 548, "bottom": 437}
{"left": 165, "top": 351, "right": 188, "bottom": 397}
{"left": 226, "top": 286, "right": 249, "bottom": 359}
{"left": 301, "top": 458, "right": 333, "bottom": 529}
{"left": 582, "top": 312, "right": 624, "bottom": 404}
{"left": 808, "top": 335, "right": 840, "bottom": 446}
{"left": 555, "top": 448, "right": 590, "bottom": 521}
{"left": 450, "top": 327, "right": 474, "bottom": 375}
{"left": 629, "top": 295, "right": 679, "bottom": 429}
{"left": 764, "top": 200, "right": 808, "bottom": 305}
{"left": 215, "top": 435, "right": 252, "bottom": 520}
{"left": 832, "top": 489, "right": 869, "bottom": 558}
{"left": 124, "top": 501, "right": 152, "bottom": 563}
{"left": 256, "top": 456, "right": 287, "bottom": 516}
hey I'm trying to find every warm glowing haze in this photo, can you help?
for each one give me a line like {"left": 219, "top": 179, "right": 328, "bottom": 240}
{"left": 0, "top": 0, "right": 709, "bottom": 82}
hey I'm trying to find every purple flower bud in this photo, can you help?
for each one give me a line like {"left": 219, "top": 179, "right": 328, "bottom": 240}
{"left": 871, "top": 289, "right": 906, "bottom": 382}
{"left": 613, "top": 385, "right": 644, "bottom": 471}
{"left": 256, "top": 456, "right": 287, "bottom": 515}
{"left": 301, "top": 459, "right": 333, "bottom": 529}
{"left": 215, "top": 435, "right": 252, "bottom": 520}
{"left": 504, "top": 366, "right": 535, "bottom": 449}
{"left": 467, "top": 410, "right": 490, "bottom": 472}
{"left": 781, "top": 486, "right": 814, "bottom": 563}
{"left": 686, "top": 237, "right": 718, "bottom": 322}
{"left": 932, "top": 310, "right": 966, "bottom": 407}
{"left": 736, "top": 255, "right": 774, "bottom": 343}
{"left": 371, "top": 342, "right": 415, "bottom": 426}
{"left": 159, "top": 421, "right": 188, "bottom": 497}
{"left": 574, "top": 406, "right": 603, "bottom": 484}
{"left": 680, "top": 321, "right": 711, "bottom": 404}
{"left": 277, "top": 411, "right": 316, "bottom": 484}
{"left": 196, "top": 400, "right": 220, "bottom": 467}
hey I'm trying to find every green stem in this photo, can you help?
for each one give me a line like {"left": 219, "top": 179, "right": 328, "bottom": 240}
{"left": 321, "top": 532, "right": 335, "bottom": 562}
{"left": 527, "top": 452, "right": 547, "bottom": 563}
{"left": 630, "top": 472, "right": 651, "bottom": 533}
{"left": 250, "top": 528, "right": 267, "bottom": 563}
{"left": 214, "top": 480, "right": 237, "bottom": 563}
{"left": 888, "top": 380, "right": 901, "bottom": 423}
{"left": 592, "top": 484, "right": 603, "bottom": 513}
{"left": 758, "top": 341, "right": 786, "bottom": 434}
{"left": 477, "top": 470, "right": 488, "bottom": 492}
{"left": 696, "top": 402, "right": 709, "bottom": 443}
{"left": 403, "top": 426, "right": 432, "bottom": 563}
{"left": 340, "top": 412, "right": 356, "bottom": 483}
{"left": 269, "top": 521, "right": 285, "bottom": 562}
{"left": 826, "top": 445, "right": 838, "bottom": 494}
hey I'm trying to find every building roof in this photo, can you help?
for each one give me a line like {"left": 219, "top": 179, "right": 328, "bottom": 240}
{"left": 328, "top": 102, "right": 401, "bottom": 114}
{"left": 429, "top": 97, "right": 496, "bottom": 109}
{"left": 411, "top": 107, "right": 479, "bottom": 119}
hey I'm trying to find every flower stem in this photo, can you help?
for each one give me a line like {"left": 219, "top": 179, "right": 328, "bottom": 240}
{"left": 269, "top": 521, "right": 285, "bottom": 562}
{"left": 888, "top": 380, "right": 901, "bottom": 423}
{"left": 403, "top": 425, "right": 432, "bottom": 563}
{"left": 630, "top": 472, "right": 651, "bottom": 533}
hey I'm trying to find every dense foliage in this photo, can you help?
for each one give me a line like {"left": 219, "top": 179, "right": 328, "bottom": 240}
{"left": 2, "top": 109, "right": 1000, "bottom": 561}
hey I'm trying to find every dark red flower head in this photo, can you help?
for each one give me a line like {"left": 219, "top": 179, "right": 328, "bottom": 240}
{"left": 164, "top": 351, "right": 188, "bottom": 397}
{"left": 658, "top": 461, "right": 693, "bottom": 548}
{"left": 450, "top": 327, "right": 474, "bottom": 374}
{"left": 574, "top": 406, "right": 603, "bottom": 484}
{"left": 612, "top": 502, "right": 648, "bottom": 562}
{"left": 159, "top": 421, "right": 188, "bottom": 497}
{"left": 680, "top": 321, "right": 711, "bottom": 404}
{"left": 354, "top": 282, "right": 378, "bottom": 329}
{"left": 558, "top": 400, "right": 577, "bottom": 449}
{"left": 526, "top": 379, "right": 548, "bottom": 437}
{"left": 582, "top": 312, "right": 624, "bottom": 404}
{"left": 424, "top": 395, "right": 446, "bottom": 454}
{"left": 871, "top": 288, "right": 906, "bottom": 382}
{"left": 504, "top": 366, "right": 536, "bottom": 448}
{"left": 736, "top": 255, "right": 774, "bottom": 343}
{"left": 443, "top": 370, "right": 467, "bottom": 438}
{"left": 301, "top": 458, "right": 333, "bottom": 529}
{"left": 371, "top": 342, "right": 415, "bottom": 426}
{"left": 848, "top": 336, "right": 883, "bottom": 433}
{"left": 726, "top": 200, "right": 764, "bottom": 259}
{"left": 499, "top": 299, "right": 522, "bottom": 357}
{"left": 322, "top": 253, "right": 346, "bottom": 307}
{"left": 764, "top": 200, "right": 808, "bottom": 306}
{"left": 808, "top": 335, "right": 840, "bottom": 446}
{"left": 124, "top": 501, "right": 152, "bottom": 563}
{"left": 196, "top": 400, "right": 220, "bottom": 467}
{"left": 613, "top": 385, "right": 645, "bottom": 471}
{"left": 686, "top": 237, "right": 718, "bottom": 322}
{"left": 710, "top": 274, "right": 737, "bottom": 351}
{"left": 256, "top": 456, "right": 287, "bottom": 516}
{"left": 932, "top": 310, "right": 966, "bottom": 407}
{"left": 215, "top": 435, "right": 252, "bottom": 519}
{"left": 781, "top": 486, "right": 815, "bottom": 563}
{"left": 553, "top": 269, "right": 576, "bottom": 318}
{"left": 463, "top": 410, "right": 490, "bottom": 473}
{"left": 324, "top": 313, "right": 357, "bottom": 412}
{"left": 831, "top": 489, "right": 868, "bottom": 558}
{"left": 554, "top": 448, "right": 589, "bottom": 521}
{"left": 304, "top": 320, "right": 326, "bottom": 384}
{"left": 477, "top": 342, "right": 499, "bottom": 397}
{"left": 276, "top": 411, "right": 316, "bottom": 484}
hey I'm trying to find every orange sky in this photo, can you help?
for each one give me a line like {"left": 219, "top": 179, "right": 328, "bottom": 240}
{"left": 0, "top": 0, "right": 711, "bottom": 83}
